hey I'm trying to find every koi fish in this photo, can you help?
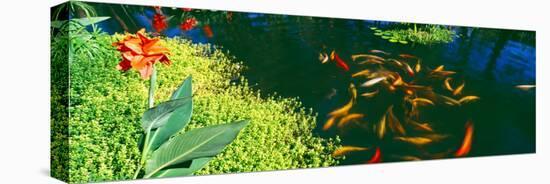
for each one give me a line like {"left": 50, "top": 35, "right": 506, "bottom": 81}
{"left": 432, "top": 65, "right": 445, "bottom": 73}
{"left": 444, "top": 78, "right": 454, "bottom": 91}
{"left": 319, "top": 52, "right": 329, "bottom": 64}
{"left": 515, "top": 85, "right": 535, "bottom": 91}
{"left": 455, "top": 122, "right": 474, "bottom": 157}
{"left": 415, "top": 60, "right": 421, "bottom": 73}
{"left": 352, "top": 69, "right": 371, "bottom": 78}
{"left": 361, "top": 77, "right": 387, "bottom": 87}
{"left": 367, "top": 147, "right": 381, "bottom": 163}
{"left": 452, "top": 82, "right": 465, "bottom": 96}
{"left": 395, "top": 155, "right": 422, "bottom": 161}
{"left": 331, "top": 51, "right": 350, "bottom": 71}
{"left": 332, "top": 146, "right": 369, "bottom": 158}
{"left": 404, "top": 63, "right": 415, "bottom": 77}
{"left": 438, "top": 95, "right": 460, "bottom": 106}
{"left": 322, "top": 116, "right": 337, "bottom": 131}
{"left": 388, "top": 59, "right": 403, "bottom": 67}
{"left": 394, "top": 136, "right": 433, "bottom": 146}
{"left": 399, "top": 54, "right": 418, "bottom": 59}
{"left": 351, "top": 54, "right": 385, "bottom": 61}
{"left": 349, "top": 83, "right": 357, "bottom": 101}
{"left": 328, "top": 99, "right": 353, "bottom": 117}
{"left": 377, "top": 112, "right": 387, "bottom": 139}
{"left": 387, "top": 106, "right": 406, "bottom": 135}
{"left": 411, "top": 98, "right": 435, "bottom": 106}
{"left": 406, "top": 119, "right": 433, "bottom": 132}
{"left": 432, "top": 70, "right": 456, "bottom": 77}
{"left": 337, "top": 113, "right": 365, "bottom": 128}
{"left": 361, "top": 90, "right": 380, "bottom": 98}
{"left": 358, "top": 59, "right": 384, "bottom": 65}
{"left": 458, "top": 96, "right": 480, "bottom": 104}
{"left": 369, "top": 49, "right": 391, "bottom": 55}
{"left": 391, "top": 75, "right": 404, "bottom": 86}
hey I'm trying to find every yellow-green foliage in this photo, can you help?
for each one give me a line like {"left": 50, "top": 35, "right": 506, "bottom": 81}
{"left": 51, "top": 32, "right": 340, "bottom": 183}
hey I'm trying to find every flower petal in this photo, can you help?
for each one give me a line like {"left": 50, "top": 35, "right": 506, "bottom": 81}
{"left": 138, "top": 63, "right": 153, "bottom": 79}
{"left": 116, "top": 59, "right": 132, "bottom": 71}
{"left": 124, "top": 38, "right": 143, "bottom": 54}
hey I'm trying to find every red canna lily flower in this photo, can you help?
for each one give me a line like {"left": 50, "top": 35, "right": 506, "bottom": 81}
{"left": 180, "top": 17, "right": 197, "bottom": 31}
{"left": 113, "top": 29, "right": 171, "bottom": 79}
{"left": 152, "top": 13, "right": 168, "bottom": 33}
{"left": 202, "top": 25, "right": 214, "bottom": 38}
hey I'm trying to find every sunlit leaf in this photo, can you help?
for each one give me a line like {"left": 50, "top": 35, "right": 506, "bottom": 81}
{"left": 144, "top": 120, "right": 249, "bottom": 178}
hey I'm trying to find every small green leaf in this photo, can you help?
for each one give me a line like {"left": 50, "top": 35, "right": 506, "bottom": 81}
{"left": 144, "top": 120, "right": 249, "bottom": 178}
{"left": 370, "top": 27, "right": 378, "bottom": 30}
{"left": 389, "top": 39, "right": 398, "bottom": 43}
{"left": 151, "top": 157, "right": 213, "bottom": 178}
{"left": 399, "top": 40, "right": 408, "bottom": 44}
{"left": 141, "top": 97, "right": 192, "bottom": 132}
{"left": 374, "top": 32, "right": 383, "bottom": 36}
{"left": 381, "top": 36, "right": 390, "bottom": 39}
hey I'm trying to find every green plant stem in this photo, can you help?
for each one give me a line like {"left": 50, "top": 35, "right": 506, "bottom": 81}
{"left": 133, "top": 66, "right": 157, "bottom": 179}
{"left": 148, "top": 66, "right": 157, "bottom": 108}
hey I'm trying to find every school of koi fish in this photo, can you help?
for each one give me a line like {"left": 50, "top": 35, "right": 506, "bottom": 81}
{"left": 320, "top": 49, "right": 479, "bottom": 164}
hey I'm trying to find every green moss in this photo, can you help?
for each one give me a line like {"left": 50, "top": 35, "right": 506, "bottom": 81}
{"left": 51, "top": 32, "right": 340, "bottom": 183}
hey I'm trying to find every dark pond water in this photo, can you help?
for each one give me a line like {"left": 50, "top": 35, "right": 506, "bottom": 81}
{"left": 83, "top": 3, "right": 535, "bottom": 164}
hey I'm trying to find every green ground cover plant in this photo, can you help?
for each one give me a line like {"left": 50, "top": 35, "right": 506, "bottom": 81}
{"left": 51, "top": 27, "right": 340, "bottom": 183}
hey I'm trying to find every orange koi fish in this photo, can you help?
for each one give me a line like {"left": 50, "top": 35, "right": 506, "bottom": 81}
{"left": 452, "top": 82, "right": 465, "bottom": 96}
{"left": 322, "top": 116, "right": 337, "bottom": 131}
{"left": 352, "top": 69, "right": 371, "bottom": 78}
{"left": 455, "top": 122, "right": 474, "bottom": 157}
{"left": 328, "top": 99, "right": 353, "bottom": 117}
{"left": 330, "top": 51, "right": 350, "bottom": 71}
{"left": 458, "top": 96, "right": 480, "bottom": 104}
{"left": 415, "top": 60, "right": 422, "bottom": 72}
{"left": 367, "top": 147, "right": 382, "bottom": 163}
{"left": 332, "top": 146, "right": 369, "bottom": 158}
{"left": 337, "top": 113, "right": 365, "bottom": 128}
{"left": 399, "top": 54, "right": 418, "bottom": 59}
{"left": 404, "top": 63, "right": 415, "bottom": 77}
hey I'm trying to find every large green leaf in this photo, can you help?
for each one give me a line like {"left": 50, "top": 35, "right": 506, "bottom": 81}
{"left": 170, "top": 76, "right": 193, "bottom": 100}
{"left": 146, "top": 76, "right": 194, "bottom": 151}
{"left": 144, "top": 120, "right": 249, "bottom": 178}
{"left": 72, "top": 16, "right": 110, "bottom": 26}
{"left": 51, "top": 17, "right": 110, "bottom": 29}
{"left": 151, "top": 157, "right": 213, "bottom": 178}
{"left": 141, "top": 97, "right": 192, "bottom": 132}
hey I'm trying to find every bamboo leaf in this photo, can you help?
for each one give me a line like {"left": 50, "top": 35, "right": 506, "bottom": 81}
{"left": 144, "top": 120, "right": 249, "bottom": 178}
{"left": 151, "top": 157, "right": 213, "bottom": 178}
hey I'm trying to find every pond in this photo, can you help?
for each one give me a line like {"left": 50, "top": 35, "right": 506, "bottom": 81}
{"left": 88, "top": 3, "right": 535, "bottom": 164}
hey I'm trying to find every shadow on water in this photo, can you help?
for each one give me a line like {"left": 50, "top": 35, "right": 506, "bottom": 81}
{"left": 85, "top": 2, "right": 535, "bottom": 163}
